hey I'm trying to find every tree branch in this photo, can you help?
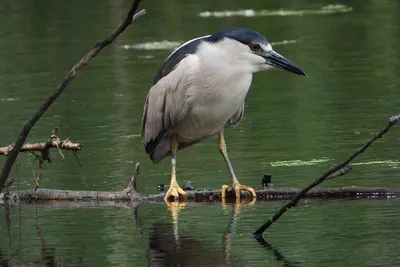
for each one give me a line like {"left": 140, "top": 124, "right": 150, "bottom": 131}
{"left": 0, "top": 127, "right": 83, "bottom": 157}
{"left": 0, "top": 0, "right": 145, "bottom": 193}
{"left": 123, "top": 163, "right": 140, "bottom": 194}
{"left": 252, "top": 114, "right": 400, "bottom": 237}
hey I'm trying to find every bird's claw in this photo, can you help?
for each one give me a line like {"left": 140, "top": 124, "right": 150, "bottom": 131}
{"left": 164, "top": 184, "right": 187, "bottom": 202}
{"left": 221, "top": 183, "right": 257, "bottom": 202}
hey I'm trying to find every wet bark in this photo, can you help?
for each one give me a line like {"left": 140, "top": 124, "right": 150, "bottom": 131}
{"left": 2, "top": 186, "right": 398, "bottom": 204}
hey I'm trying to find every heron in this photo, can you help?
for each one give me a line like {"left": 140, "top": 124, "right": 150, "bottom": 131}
{"left": 141, "top": 28, "right": 306, "bottom": 203}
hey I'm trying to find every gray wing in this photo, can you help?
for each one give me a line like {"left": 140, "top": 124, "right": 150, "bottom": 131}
{"left": 225, "top": 103, "right": 245, "bottom": 128}
{"left": 142, "top": 37, "right": 209, "bottom": 160}
{"left": 141, "top": 69, "right": 188, "bottom": 157}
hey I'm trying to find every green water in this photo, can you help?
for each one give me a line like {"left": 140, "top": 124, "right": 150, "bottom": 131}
{"left": 0, "top": 0, "right": 399, "bottom": 266}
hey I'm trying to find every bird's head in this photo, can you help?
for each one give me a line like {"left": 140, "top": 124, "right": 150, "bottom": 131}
{"left": 207, "top": 28, "right": 306, "bottom": 76}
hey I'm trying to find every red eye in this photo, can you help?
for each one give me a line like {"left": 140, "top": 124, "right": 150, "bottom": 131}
{"left": 249, "top": 43, "right": 261, "bottom": 51}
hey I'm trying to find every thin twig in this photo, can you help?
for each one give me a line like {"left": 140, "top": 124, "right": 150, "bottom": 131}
{"left": 28, "top": 156, "right": 45, "bottom": 192}
{"left": 124, "top": 163, "right": 140, "bottom": 194}
{"left": 53, "top": 126, "right": 64, "bottom": 159}
{"left": 73, "top": 150, "right": 84, "bottom": 172}
{"left": 0, "top": 1, "right": 145, "bottom": 193}
{"left": 252, "top": 115, "right": 400, "bottom": 237}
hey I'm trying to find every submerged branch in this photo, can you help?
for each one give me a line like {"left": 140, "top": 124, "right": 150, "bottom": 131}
{"left": 0, "top": 0, "right": 146, "bottom": 193}
{"left": 253, "top": 115, "right": 400, "bottom": 236}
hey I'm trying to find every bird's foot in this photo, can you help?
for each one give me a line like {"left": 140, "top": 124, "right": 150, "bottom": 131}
{"left": 164, "top": 183, "right": 187, "bottom": 202}
{"left": 221, "top": 183, "right": 257, "bottom": 202}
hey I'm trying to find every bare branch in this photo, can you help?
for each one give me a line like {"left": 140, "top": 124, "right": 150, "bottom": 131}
{"left": 252, "top": 115, "right": 400, "bottom": 237}
{"left": 124, "top": 163, "right": 140, "bottom": 194}
{"left": 0, "top": 0, "right": 145, "bottom": 193}
{"left": 1, "top": 127, "right": 84, "bottom": 191}
{"left": 1, "top": 185, "right": 399, "bottom": 204}
{"left": 0, "top": 139, "right": 83, "bottom": 156}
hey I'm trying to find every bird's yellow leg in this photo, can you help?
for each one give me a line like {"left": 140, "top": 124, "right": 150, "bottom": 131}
{"left": 218, "top": 131, "right": 256, "bottom": 202}
{"left": 165, "top": 133, "right": 187, "bottom": 202}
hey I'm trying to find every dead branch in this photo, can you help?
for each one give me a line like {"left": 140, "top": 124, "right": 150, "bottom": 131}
{"left": 1, "top": 148, "right": 398, "bottom": 204}
{"left": 0, "top": 139, "right": 82, "bottom": 156}
{"left": 1, "top": 127, "right": 84, "bottom": 191}
{"left": 252, "top": 114, "right": 400, "bottom": 237}
{"left": 1, "top": 185, "right": 399, "bottom": 204}
{"left": 123, "top": 163, "right": 140, "bottom": 194}
{"left": 0, "top": 0, "right": 146, "bottom": 193}
{"left": 0, "top": 127, "right": 83, "bottom": 157}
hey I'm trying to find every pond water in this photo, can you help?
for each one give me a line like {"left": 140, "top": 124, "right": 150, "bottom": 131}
{"left": 0, "top": 0, "right": 399, "bottom": 266}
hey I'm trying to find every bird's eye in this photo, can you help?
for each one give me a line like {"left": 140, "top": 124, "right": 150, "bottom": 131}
{"left": 249, "top": 43, "right": 261, "bottom": 51}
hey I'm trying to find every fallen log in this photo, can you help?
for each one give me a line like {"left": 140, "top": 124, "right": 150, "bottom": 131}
{"left": 1, "top": 163, "right": 398, "bottom": 204}
{"left": 2, "top": 186, "right": 399, "bottom": 204}
{"left": 1, "top": 163, "right": 399, "bottom": 204}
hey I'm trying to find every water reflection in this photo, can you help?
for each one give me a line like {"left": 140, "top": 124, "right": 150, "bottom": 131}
{"left": 147, "top": 222, "right": 230, "bottom": 266}
{"left": 1, "top": 203, "right": 78, "bottom": 266}
{"left": 1, "top": 198, "right": 400, "bottom": 266}
{"left": 145, "top": 202, "right": 296, "bottom": 267}
{"left": 255, "top": 237, "right": 297, "bottom": 267}
{"left": 147, "top": 202, "right": 233, "bottom": 266}
{"left": 36, "top": 218, "right": 57, "bottom": 267}
{"left": 0, "top": 247, "right": 9, "bottom": 267}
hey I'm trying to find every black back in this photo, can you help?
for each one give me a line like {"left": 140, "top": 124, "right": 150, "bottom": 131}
{"left": 152, "top": 28, "right": 268, "bottom": 85}
{"left": 152, "top": 36, "right": 210, "bottom": 85}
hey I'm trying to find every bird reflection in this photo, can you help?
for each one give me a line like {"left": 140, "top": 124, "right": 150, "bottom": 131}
{"left": 145, "top": 201, "right": 296, "bottom": 267}
{"left": 147, "top": 202, "right": 237, "bottom": 267}
{"left": 147, "top": 222, "right": 233, "bottom": 267}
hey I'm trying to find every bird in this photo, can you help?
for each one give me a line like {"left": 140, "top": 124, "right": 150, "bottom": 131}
{"left": 141, "top": 28, "right": 306, "bottom": 203}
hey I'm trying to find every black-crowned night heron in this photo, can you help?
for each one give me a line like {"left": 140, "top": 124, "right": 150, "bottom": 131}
{"left": 141, "top": 28, "right": 306, "bottom": 203}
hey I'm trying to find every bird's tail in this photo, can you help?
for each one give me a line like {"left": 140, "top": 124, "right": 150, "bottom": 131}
{"left": 148, "top": 137, "right": 201, "bottom": 164}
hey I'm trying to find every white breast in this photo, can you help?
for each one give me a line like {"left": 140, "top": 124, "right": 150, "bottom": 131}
{"left": 174, "top": 50, "right": 253, "bottom": 140}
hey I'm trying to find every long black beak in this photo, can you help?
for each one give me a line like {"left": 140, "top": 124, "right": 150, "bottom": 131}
{"left": 263, "top": 50, "right": 307, "bottom": 76}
